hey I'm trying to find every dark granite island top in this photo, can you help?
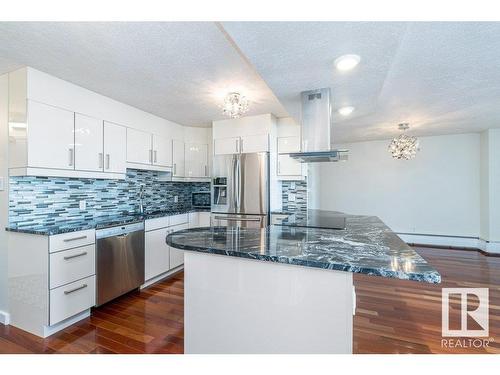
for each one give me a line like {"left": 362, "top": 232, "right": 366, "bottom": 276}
{"left": 166, "top": 213, "right": 441, "bottom": 283}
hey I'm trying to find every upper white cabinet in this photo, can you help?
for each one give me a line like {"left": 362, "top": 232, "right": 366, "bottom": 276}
{"left": 240, "top": 134, "right": 269, "bottom": 153}
{"left": 277, "top": 135, "right": 305, "bottom": 180}
{"left": 185, "top": 143, "right": 208, "bottom": 178}
{"left": 153, "top": 134, "right": 173, "bottom": 167}
{"left": 103, "top": 121, "right": 126, "bottom": 174}
{"left": 74, "top": 113, "right": 103, "bottom": 172}
{"left": 26, "top": 100, "right": 75, "bottom": 170}
{"left": 214, "top": 135, "right": 268, "bottom": 155}
{"left": 126, "top": 128, "right": 152, "bottom": 165}
{"left": 214, "top": 137, "right": 240, "bottom": 155}
{"left": 172, "top": 140, "right": 185, "bottom": 177}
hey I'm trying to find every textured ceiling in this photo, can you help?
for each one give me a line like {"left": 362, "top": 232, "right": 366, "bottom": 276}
{"left": 0, "top": 22, "right": 287, "bottom": 127}
{"left": 222, "top": 22, "right": 500, "bottom": 142}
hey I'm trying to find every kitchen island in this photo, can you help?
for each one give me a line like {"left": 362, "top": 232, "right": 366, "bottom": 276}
{"left": 166, "top": 211, "right": 441, "bottom": 354}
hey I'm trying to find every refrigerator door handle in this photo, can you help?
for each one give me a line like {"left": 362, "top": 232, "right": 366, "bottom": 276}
{"left": 237, "top": 156, "right": 242, "bottom": 211}
{"left": 232, "top": 155, "right": 238, "bottom": 210}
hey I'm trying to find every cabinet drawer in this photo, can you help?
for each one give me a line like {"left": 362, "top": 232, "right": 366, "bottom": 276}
{"left": 50, "top": 244, "right": 95, "bottom": 289}
{"left": 49, "top": 229, "right": 95, "bottom": 253}
{"left": 49, "top": 275, "right": 96, "bottom": 326}
{"left": 170, "top": 213, "right": 188, "bottom": 226}
{"left": 145, "top": 216, "right": 170, "bottom": 231}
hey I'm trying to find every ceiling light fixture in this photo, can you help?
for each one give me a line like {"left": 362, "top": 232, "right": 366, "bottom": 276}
{"left": 338, "top": 106, "right": 355, "bottom": 116}
{"left": 334, "top": 54, "right": 361, "bottom": 71}
{"left": 388, "top": 123, "right": 420, "bottom": 160}
{"left": 221, "top": 92, "right": 249, "bottom": 119}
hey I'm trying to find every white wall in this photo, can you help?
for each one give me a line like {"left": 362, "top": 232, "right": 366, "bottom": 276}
{"left": 0, "top": 74, "right": 9, "bottom": 314}
{"left": 308, "top": 133, "right": 481, "bottom": 237}
{"left": 480, "top": 129, "right": 500, "bottom": 242}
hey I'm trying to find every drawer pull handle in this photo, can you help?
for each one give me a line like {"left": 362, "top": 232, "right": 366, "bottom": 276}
{"left": 63, "top": 251, "right": 88, "bottom": 260}
{"left": 64, "top": 284, "right": 88, "bottom": 295}
{"left": 214, "top": 216, "right": 261, "bottom": 222}
{"left": 63, "top": 235, "right": 87, "bottom": 242}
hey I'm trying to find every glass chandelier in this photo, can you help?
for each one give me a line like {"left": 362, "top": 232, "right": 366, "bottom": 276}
{"left": 388, "top": 123, "right": 420, "bottom": 160}
{"left": 221, "top": 92, "right": 249, "bottom": 119}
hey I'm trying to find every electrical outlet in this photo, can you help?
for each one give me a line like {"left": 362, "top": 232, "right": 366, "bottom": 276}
{"left": 290, "top": 181, "right": 296, "bottom": 190}
{"left": 79, "top": 200, "right": 87, "bottom": 210}
{"left": 288, "top": 193, "right": 296, "bottom": 202}
{"left": 174, "top": 195, "right": 179, "bottom": 203}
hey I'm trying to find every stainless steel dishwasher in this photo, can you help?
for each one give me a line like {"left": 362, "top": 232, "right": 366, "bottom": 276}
{"left": 96, "top": 222, "right": 145, "bottom": 306}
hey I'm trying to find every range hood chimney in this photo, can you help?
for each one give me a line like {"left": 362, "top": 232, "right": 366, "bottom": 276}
{"left": 289, "top": 88, "right": 348, "bottom": 163}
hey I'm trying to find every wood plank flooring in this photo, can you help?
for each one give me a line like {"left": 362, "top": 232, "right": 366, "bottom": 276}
{"left": 1, "top": 247, "right": 499, "bottom": 354}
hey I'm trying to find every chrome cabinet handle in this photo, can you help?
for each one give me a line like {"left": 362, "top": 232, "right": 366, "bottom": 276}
{"left": 64, "top": 251, "right": 88, "bottom": 260}
{"left": 235, "top": 139, "right": 239, "bottom": 153}
{"left": 63, "top": 235, "right": 87, "bottom": 242}
{"left": 173, "top": 163, "right": 177, "bottom": 175}
{"left": 240, "top": 138, "right": 243, "bottom": 153}
{"left": 204, "top": 165, "right": 208, "bottom": 176}
{"left": 278, "top": 161, "right": 281, "bottom": 174}
{"left": 154, "top": 150, "right": 157, "bottom": 163}
{"left": 64, "top": 284, "right": 88, "bottom": 295}
{"left": 106, "top": 154, "right": 110, "bottom": 170}
{"left": 214, "top": 216, "right": 261, "bottom": 222}
{"left": 99, "top": 153, "right": 103, "bottom": 169}
{"left": 149, "top": 149, "right": 153, "bottom": 163}
{"left": 69, "top": 148, "right": 74, "bottom": 166}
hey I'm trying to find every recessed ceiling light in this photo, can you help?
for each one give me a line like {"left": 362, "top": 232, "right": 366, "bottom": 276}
{"left": 334, "top": 54, "right": 361, "bottom": 71}
{"left": 338, "top": 106, "right": 355, "bottom": 116}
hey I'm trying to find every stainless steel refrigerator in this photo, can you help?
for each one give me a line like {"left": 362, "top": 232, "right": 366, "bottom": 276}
{"left": 211, "top": 152, "right": 269, "bottom": 228}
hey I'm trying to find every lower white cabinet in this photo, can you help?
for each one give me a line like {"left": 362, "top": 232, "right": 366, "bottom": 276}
{"left": 49, "top": 275, "right": 96, "bottom": 326}
{"left": 169, "top": 223, "right": 188, "bottom": 269}
{"left": 49, "top": 244, "right": 96, "bottom": 289}
{"left": 145, "top": 227, "right": 171, "bottom": 281}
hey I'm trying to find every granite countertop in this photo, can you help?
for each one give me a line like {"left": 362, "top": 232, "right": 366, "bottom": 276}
{"left": 6, "top": 207, "right": 211, "bottom": 235}
{"left": 166, "top": 214, "right": 441, "bottom": 283}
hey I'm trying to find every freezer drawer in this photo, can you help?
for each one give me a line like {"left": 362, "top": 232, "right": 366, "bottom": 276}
{"left": 211, "top": 213, "right": 268, "bottom": 228}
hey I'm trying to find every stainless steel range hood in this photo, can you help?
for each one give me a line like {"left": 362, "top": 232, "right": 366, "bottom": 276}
{"left": 289, "top": 88, "right": 348, "bottom": 163}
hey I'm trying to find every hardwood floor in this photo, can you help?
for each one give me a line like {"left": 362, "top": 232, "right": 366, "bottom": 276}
{"left": 1, "top": 247, "right": 499, "bottom": 354}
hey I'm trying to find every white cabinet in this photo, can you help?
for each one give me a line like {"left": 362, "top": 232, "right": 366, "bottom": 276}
{"left": 103, "top": 121, "right": 127, "bottom": 174}
{"left": 185, "top": 143, "right": 208, "bottom": 178}
{"left": 172, "top": 139, "right": 185, "bottom": 177}
{"left": 27, "top": 100, "right": 75, "bottom": 170}
{"left": 153, "top": 134, "right": 173, "bottom": 167}
{"left": 278, "top": 136, "right": 300, "bottom": 153}
{"left": 145, "top": 227, "right": 170, "bottom": 281}
{"left": 277, "top": 136, "right": 304, "bottom": 179}
{"left": 240, "top": 134, "right": 269, "bottom": 153}
{"left": 214, "top": 137, "right": 240, "bottom": 155}
{"left": 199, "top": 212, "right": 211, "bottom": 227}
{"left": 214, "top": 135, "right": 268, "bottom": 155}
{"left": 169, "top": 223, "right": 189, "bottom": 269}
{"left": 126, "top": 128, "right": 152, "bottom": 165}
{"left": 74, "top": 113, "right": 103, "bottom": 172}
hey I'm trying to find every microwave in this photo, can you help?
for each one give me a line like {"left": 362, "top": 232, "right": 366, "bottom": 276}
{"left": 192, "top": 191, "right": 211, "bottom": 208}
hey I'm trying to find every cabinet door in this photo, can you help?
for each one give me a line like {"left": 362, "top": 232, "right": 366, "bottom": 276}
{"left": 74, "top": 113, "right": 103, "bottom": 172}
{"left": 126, "top": 128, "right": 152, "bottom": 165}
{"left": 104, "top": 121, "right": 127, "bottom": 174}
{"left": 278, "top": 154, "right": 302, "bottom": 176}
{"left": 214, "top": 137, "right": 240, "bottom": 155}
{"left": 145, "top": 228, "right": 170, "bottom": 281}
{"left": 188, "top": 212, "right": 199, "bottom": 228}
{"left": 240, "top": 134, "right": 269, "bottom": 153}
{"left": 278, "top": 136, "right": 300, "bottom": 153}
{"left": 185, "top": 143, "right": 208, "bottom": 177}
{"left": 27, "top": 100, "right": 75, "bottom": 170}
{"left": 172, "top": 140, "right": 185, "bottom": 177}
{"left": 153, "top": 135, "right": 173, "bottom": 167}
{"left": 199, "top": 212, "right": 211, "bottom": 227}
{"left": 169, "top": 223, "right": 188, "bottom": 269}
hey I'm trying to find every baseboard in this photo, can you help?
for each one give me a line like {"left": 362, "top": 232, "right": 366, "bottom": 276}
{"left": 398, "top": 233, "right": 500, "bottom": 255}
{"left": 0, "top": 310, "right": 10, "bottom": 325}
{"left": 42, "top": 309, "right": 90, "bottom": 338}
{"left": 140, "top": 265, "right": 184, "bottom": 289}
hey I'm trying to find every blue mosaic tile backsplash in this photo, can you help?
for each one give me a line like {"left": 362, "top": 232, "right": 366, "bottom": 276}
{"left": 281, "top": 179, "right": 307, "bottom": 219}
{"left": 9, "top": 169, "right": 210, "bottom": 227}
